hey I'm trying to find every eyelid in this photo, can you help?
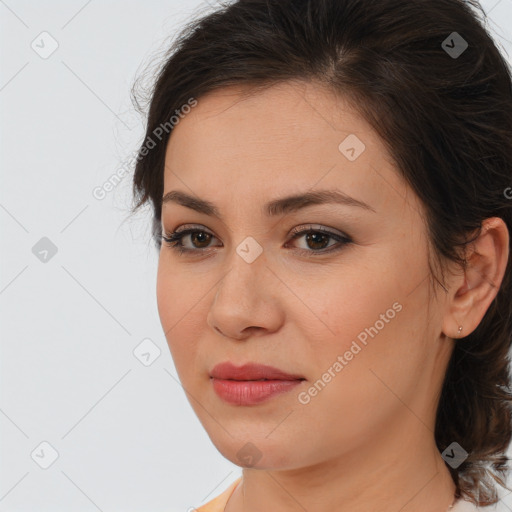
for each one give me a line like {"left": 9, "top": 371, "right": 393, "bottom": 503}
{"left": 161, "top": 223, "right": 352, "bottom": 257}
{"left": 288, "top": 223, "right": 348, "bottom": 238}
{"left": 172, "top": 223, "right": 215, "bottom": 235}
{"left": 166, "top": 223, "right": 347, "bottom": 239}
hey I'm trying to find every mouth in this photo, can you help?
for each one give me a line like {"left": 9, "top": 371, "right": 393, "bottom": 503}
{"left": 209, "top": 362, "right": 306, "bottom": 405}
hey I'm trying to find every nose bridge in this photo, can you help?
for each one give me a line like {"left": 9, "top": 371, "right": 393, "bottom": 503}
{"left": 204, "top": 211, "right": 295, "bottom": 338}
{"left": 206, "top": 235, "right": 278, "bottom": 337}
{"left": 217, "top": 235, "right": 269, "bottom": 299}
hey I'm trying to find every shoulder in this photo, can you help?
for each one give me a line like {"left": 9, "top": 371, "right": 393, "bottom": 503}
{"left": 194, "top": 477, "right": 242, "bottom": 512}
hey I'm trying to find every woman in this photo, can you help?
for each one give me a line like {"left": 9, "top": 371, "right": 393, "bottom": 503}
{"left": 131, "top": 0, "right": 512, "bottom": 510}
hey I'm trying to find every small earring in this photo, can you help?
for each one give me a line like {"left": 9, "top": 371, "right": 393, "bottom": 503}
{"left": 457, "top": 326, "right": 463, "bottom": 337}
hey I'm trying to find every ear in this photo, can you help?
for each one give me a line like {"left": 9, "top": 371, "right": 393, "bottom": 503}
{"left": 441, "top": 217, "right": 509, "bottom": 339}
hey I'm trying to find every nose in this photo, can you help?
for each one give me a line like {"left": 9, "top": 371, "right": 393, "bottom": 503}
{"left": 206, "top": 249, "right": 284, "bottom": 341}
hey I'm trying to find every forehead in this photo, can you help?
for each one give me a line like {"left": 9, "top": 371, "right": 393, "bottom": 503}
{"left": 166, "top": 80, "right": 386, "bottom": 166}
{"left": 162, "top": 80, "right": 408, "bottom": 218}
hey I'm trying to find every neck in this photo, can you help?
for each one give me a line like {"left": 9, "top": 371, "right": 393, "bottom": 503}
{"left": 225, "top": 419, "right": 457, "bottom": 512}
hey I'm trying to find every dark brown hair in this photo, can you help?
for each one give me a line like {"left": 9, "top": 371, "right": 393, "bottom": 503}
{"left": 131, "top": 0, "right": 512, "bottom": 504}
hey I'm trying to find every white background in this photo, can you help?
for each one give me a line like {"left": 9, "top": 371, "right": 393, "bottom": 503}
{"left": 1, "top": 0, "right": 512, "bottom": 510}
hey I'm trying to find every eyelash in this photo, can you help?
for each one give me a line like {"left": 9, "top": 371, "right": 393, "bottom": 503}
{"left": 161, "top": 224, "right": 352, "bottom": 257}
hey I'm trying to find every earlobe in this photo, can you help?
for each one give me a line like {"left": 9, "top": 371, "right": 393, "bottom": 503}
{"left": 442, "top": 217, "right": 510, "bottom": 340}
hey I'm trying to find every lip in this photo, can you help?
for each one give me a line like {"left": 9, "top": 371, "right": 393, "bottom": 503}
{"left": 210, "top": 362, "right": 305, "bottom": 381}
{"left": 210, "top": 362, "right": 305, "bottom": 405}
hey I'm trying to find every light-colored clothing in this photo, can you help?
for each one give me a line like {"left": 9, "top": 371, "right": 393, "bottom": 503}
{"left": 195, "top": 477, "right": 241, "bottom": 512}
{"left": 452, "top": 497, "right": 510, "bottom": 511}
{"left": 193, "top": 477, "right": 508, "bottom": 512}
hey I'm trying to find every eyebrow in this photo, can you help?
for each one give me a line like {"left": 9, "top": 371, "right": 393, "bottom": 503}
{"left": 161, "top": 189, "right": 376, "bottom": 219}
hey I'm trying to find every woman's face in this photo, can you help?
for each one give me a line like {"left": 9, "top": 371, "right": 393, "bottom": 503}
{"left": 157, "top": 81, "right": 454, "bottom": 470}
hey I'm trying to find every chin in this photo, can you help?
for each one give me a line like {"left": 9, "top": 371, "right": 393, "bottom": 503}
{"left": 209, "top": 433, "right": 303, "bottom": 470}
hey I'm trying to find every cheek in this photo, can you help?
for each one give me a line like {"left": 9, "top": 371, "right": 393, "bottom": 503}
{"left": 290, "top": 301, "right": 422, "bottom": 459}
{"left": 292, "top": 256, "right": 427, "bottom": 393}
{"left": 302, "top": 282, "right": 428, "bottom": 423}
{"left": 156, "top": 259, "right": 204, "bottom": 378}
{"left": 156, "top": 261, "right": 178, "bottom": 331}
{"left": 156, "top": 256, "right": 203, "bottom": 328}
{"left": 292, "top": 267, "right": 402, "bottom": 354}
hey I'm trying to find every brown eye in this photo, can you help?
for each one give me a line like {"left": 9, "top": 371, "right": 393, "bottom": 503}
{"left": 302, "top": 232, "right": 331, "bottom": 250}
{"left": 162, "top": 227, "right": 220, "bottom": 254}
{"left": 188, "top": 231, "right": 213, "bottom": 248}
{"left": 287, "top": 225, "right": 352, "bottom": 256}
{"left": 162, "top": 224, "right": 352, "bottom": 257}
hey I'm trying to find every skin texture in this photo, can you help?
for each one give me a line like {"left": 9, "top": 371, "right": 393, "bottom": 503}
{"left": 156, "top": 80, "right": 509, "bottom": 512}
